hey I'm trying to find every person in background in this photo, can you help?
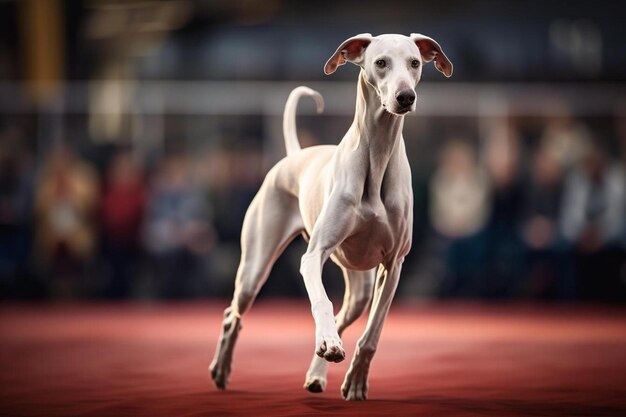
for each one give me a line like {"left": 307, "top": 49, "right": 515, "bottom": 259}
{"left": 483, "top": 124, "right": 525, "bottom": 297}
{"left": 34, "top": 145, "right": 99, "bottom": 298}
{"left": 100, "top": 150, "right": 146, "bottom": 298}
{"left": 0, "top": 124, "right": 35, "bottom": 298}
{"left": 520, "top": 140, "right": 571, "bottom": 299}
{"left": 430, "top": 138, "right": 491, "bottom": 297}
{"left": 143, "top": 152, "right": 212, "bottom": 298}
{"left": 560, "top": 139, "right": 626, "bottom": 301}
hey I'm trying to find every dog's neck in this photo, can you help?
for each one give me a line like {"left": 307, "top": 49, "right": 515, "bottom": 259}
{"left": 350, "top": 70, "right": 405, "bottom": 197}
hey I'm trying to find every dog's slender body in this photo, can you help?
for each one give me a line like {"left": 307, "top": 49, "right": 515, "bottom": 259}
{"left": 210, "top": 33, "right": 452, "bottom": 400}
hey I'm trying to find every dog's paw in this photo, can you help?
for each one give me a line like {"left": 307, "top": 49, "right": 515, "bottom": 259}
{"left": 316, "top": 336, "right": 345, "bottom": 363}
{"left": 303, "top": 376, "right": 327, "bottom": 393}
{"left": 341, "top": 366, "right": 368, "bottom": 400}
{"left": 209, "top": 359, "right": 230, "bottom": 390}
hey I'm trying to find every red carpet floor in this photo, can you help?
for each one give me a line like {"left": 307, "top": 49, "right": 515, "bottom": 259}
{"left": 1, "top": 301, "right": 625, "bottom": 416}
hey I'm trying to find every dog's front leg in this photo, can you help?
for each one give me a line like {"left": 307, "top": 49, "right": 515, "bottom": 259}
{"left": 300, "top": 192, "right": 358, "bottom": 363}
{"left": 341, "top": 260, "right": 403, "bottom": 400}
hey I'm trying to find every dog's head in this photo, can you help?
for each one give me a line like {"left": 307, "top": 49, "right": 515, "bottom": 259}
{"left": 324, "top": 33, "right": 453, "bottom": 116}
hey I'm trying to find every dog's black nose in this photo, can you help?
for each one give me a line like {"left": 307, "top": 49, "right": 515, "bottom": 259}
{"left": 396, "top": 89, "right": 416, "bottom": 108}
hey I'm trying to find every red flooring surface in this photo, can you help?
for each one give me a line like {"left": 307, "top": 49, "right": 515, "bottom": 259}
{"left": 1, "top": 301, "right": 625, "bottom": 416}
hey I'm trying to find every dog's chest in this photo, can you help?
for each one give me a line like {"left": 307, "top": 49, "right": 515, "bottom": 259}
{"left": 335, "top": 199, "right": 408, "bottom": 270}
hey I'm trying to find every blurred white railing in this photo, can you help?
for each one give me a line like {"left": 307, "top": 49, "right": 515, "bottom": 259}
{"left": 2, "top": 81, "right": 625, "bottom": 116}
{"left": 1, "top": 81, "right": 624, "bottom": 167}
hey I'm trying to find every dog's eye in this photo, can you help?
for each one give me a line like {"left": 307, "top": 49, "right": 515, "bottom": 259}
{"left": 411, "top": 59, "right": 420, "bottom": 68}
{"left": 375, "top": 59, "right": 386, "bottom": 69}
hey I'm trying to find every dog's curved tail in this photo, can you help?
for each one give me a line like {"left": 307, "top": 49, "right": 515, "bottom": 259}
{"left": 283, "top": 86, "right": 324, "bottom": 156}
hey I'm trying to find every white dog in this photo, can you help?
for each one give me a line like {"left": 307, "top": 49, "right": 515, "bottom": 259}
{"left": 210, "top": 33, "right": 453, "bottom": 400}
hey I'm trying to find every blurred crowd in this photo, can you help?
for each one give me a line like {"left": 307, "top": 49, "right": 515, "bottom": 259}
{"left": 408, "top": 113, "right": 626, "bottom": 302}
{"left": 0, "top": 111, "right": 625, "bottom": 302}
{"left": 0, "top": 128, "right": 265, "bottom": 300}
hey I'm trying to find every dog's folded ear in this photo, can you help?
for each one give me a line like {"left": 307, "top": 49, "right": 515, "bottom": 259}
{"left": 410, "top": 33, "right": 453, "bottom": 78}
{"left": 324, "top": 33, "right": 373, "bottom": 75}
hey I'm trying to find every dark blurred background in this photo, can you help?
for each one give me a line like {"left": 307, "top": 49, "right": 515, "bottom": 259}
{"left": 0, "top": 0, "right": 624, "bottom": 302}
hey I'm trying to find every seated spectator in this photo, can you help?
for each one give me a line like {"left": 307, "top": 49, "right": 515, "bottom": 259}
{"left": 34, "top": 144, "right": 99, "bottom": 298}
{"left": 483, "top": 125, "right": 525, "bottom": 298}
{"left": 430, "top": 138, "right": 490, "bottom": 297}
{"left": 143, "top": 152, "right": 212, "bottom": 298}
{"left": 560, "top": 139, "right": 626, "bottom": 301}
{"left": 520, "top": 141, "right": 571, "bottom": 299}
{"left": 100, "top": 150, "right": 146, "bottom": 298}
{"left": 0, "top": 125, "right": 35, "bottom": 297}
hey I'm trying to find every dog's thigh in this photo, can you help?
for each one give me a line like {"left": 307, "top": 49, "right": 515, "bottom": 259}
{"left": 232, "top": 182, "right": 304, "bottom": 316}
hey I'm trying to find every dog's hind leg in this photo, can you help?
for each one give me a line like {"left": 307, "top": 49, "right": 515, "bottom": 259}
{"left": 304, "top": 266, "right": 375, "bottom": 393}
{"left": 210, "top": 181, "right": 303, "bottom": 390}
